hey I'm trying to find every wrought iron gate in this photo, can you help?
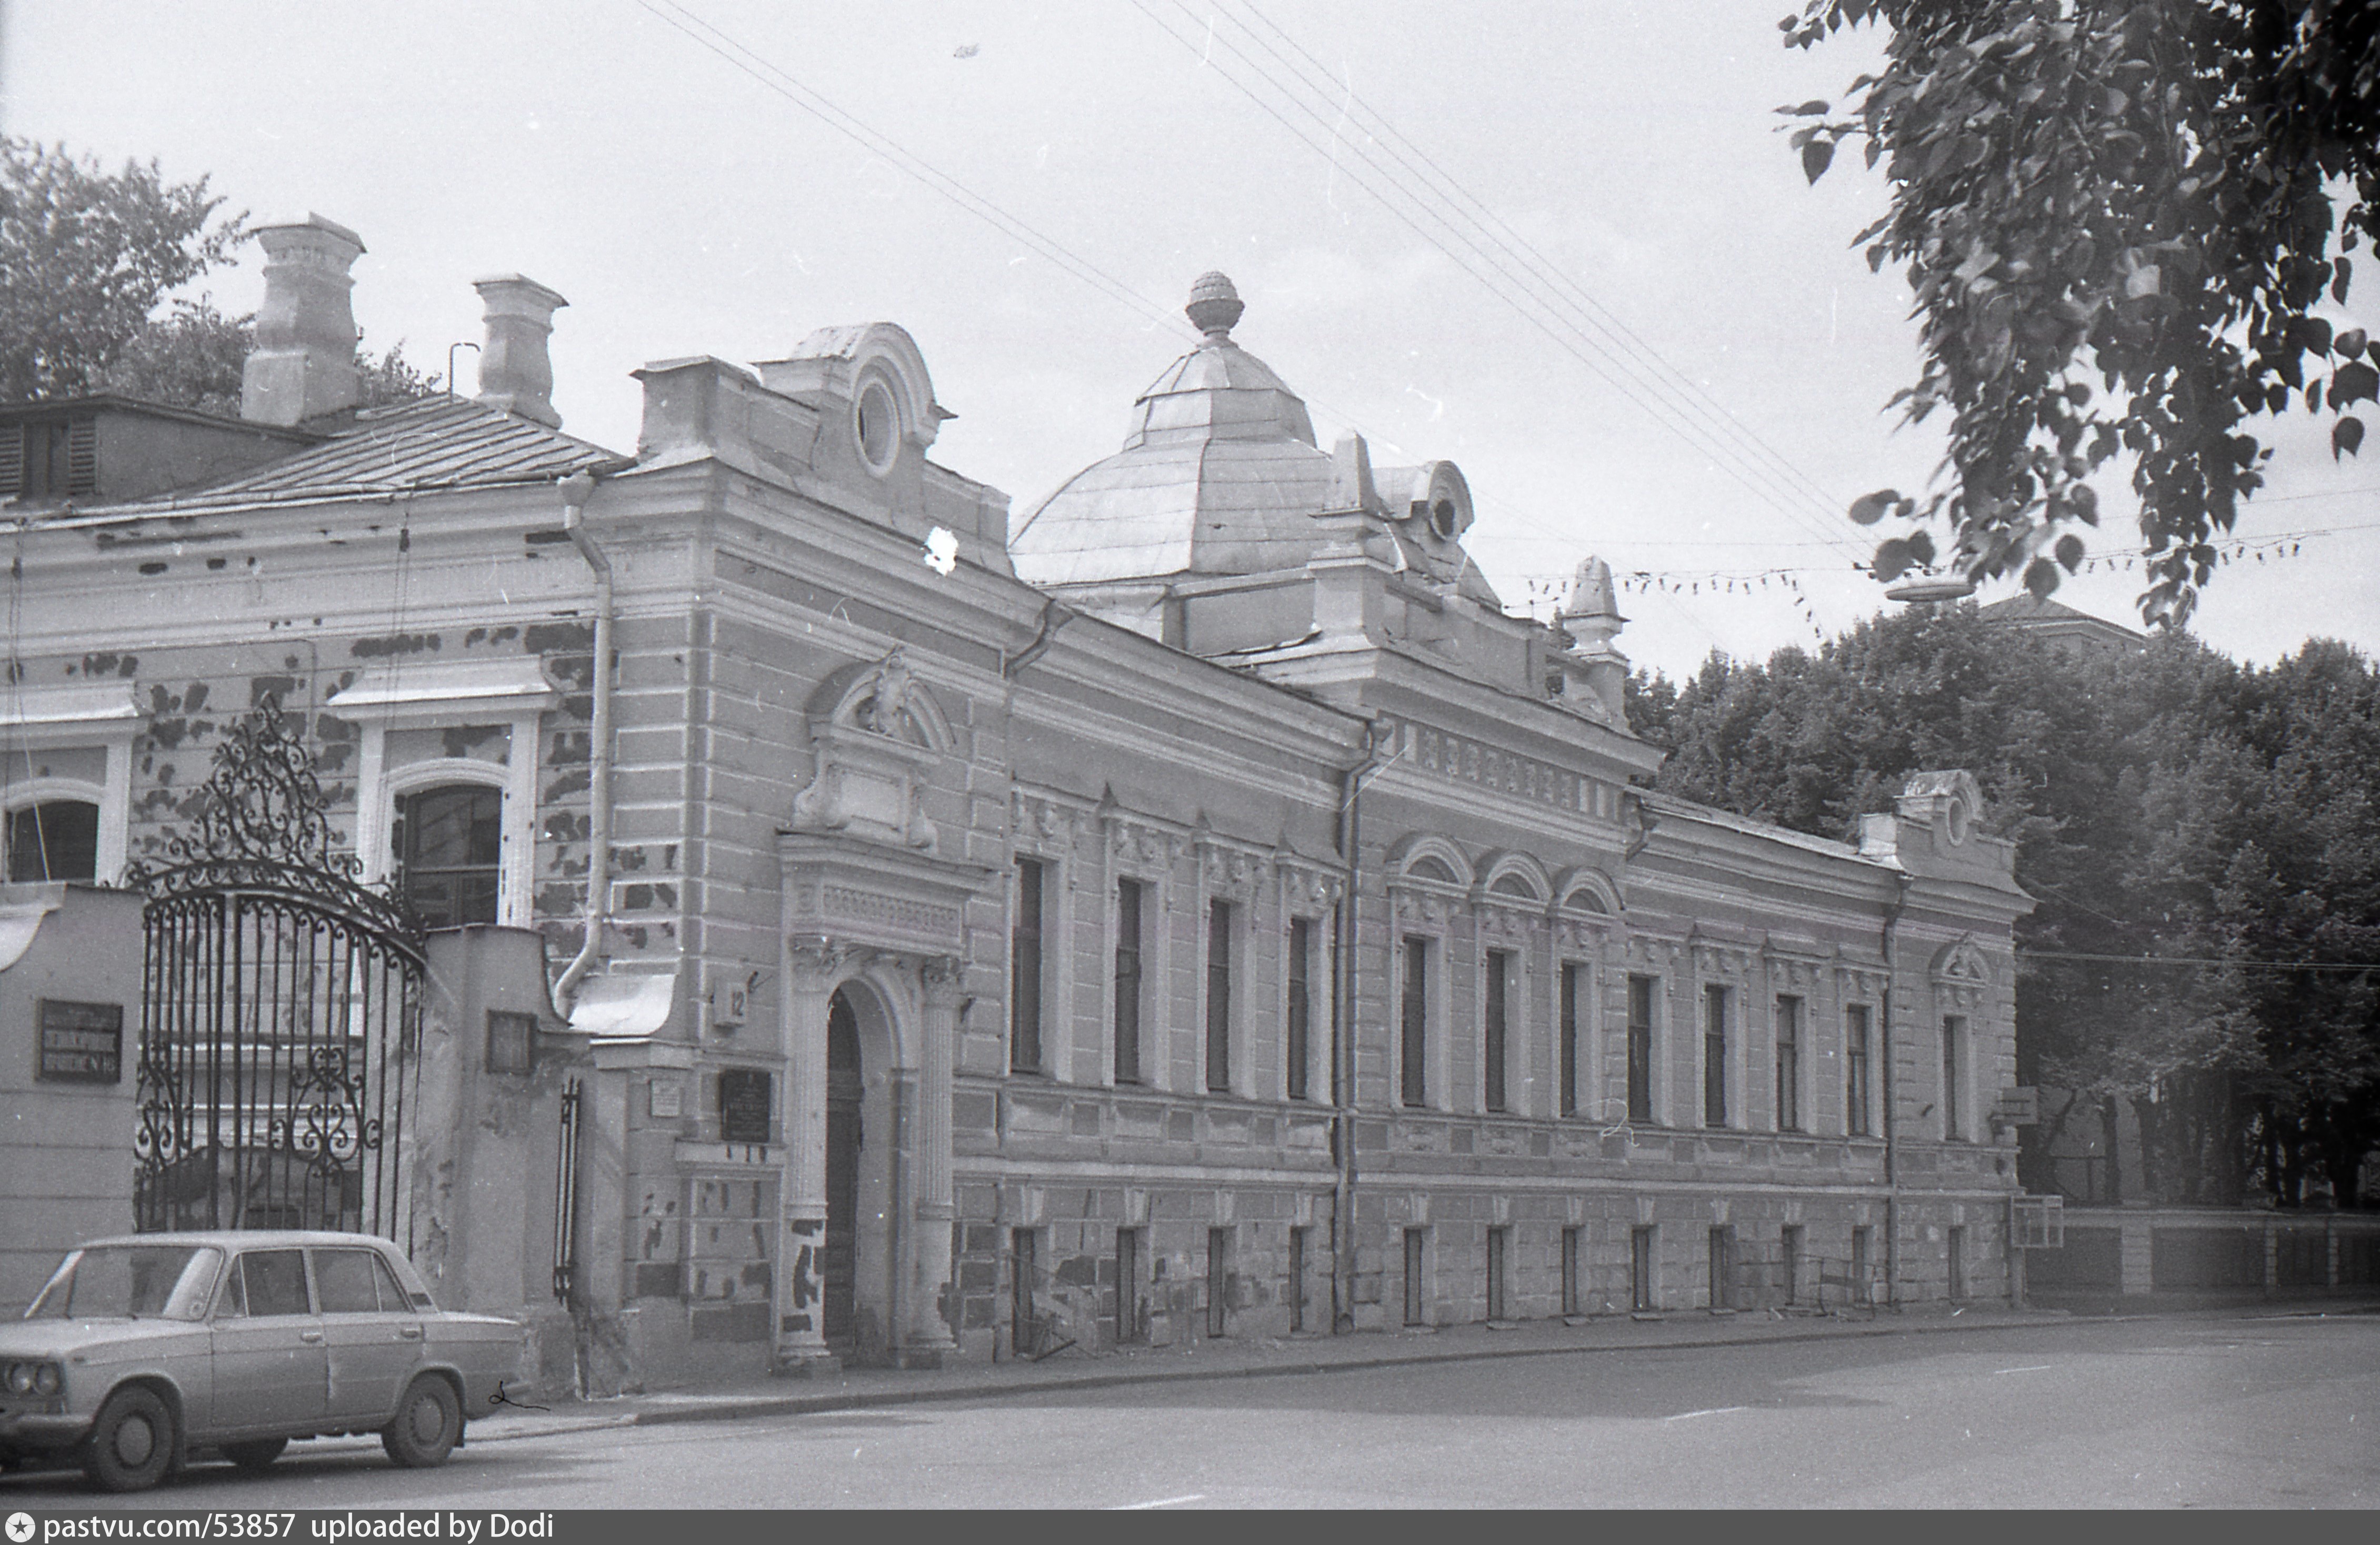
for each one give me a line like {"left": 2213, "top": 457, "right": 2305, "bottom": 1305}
{"left": 132, "top": 701, "right": 426, "bottom": 1241}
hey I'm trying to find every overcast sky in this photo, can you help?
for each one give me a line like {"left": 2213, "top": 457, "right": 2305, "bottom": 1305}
{"left": 7, "top": 0, "right": 2375, "bottom": 679}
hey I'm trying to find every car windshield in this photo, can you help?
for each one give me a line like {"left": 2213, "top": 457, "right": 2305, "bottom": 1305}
{"left": 26, "top": 1246, "right": 224, "bottom": 1321}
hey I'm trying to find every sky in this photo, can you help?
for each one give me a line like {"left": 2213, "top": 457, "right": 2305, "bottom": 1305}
{"left": 6, "top": 0, "right": 2377, "bottom": 680}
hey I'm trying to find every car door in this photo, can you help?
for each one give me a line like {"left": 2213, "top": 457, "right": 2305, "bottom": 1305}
{"left": 207, "top": 1249, "right": 328, "bottom": 1434}
{"left": 314, "top": 1246, "right": 424, "bottom": 1423}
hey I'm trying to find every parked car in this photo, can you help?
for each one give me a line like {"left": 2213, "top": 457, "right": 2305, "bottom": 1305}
{"left": 0, "top": 1230, "right": 525, "bottom": 1492}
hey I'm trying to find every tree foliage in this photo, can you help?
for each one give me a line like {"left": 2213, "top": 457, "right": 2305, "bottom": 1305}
{"left": 4, "top": 138, "right": 440, "bottom": 416}
{"left": 1628, "top": 605, "right": 2380, "bottom": 1206}
{"left": 1782, "top": 1, "right": 2380, "bottom": 627}
{"left": 0, "top": 137, "right": 244, "bottom": 402}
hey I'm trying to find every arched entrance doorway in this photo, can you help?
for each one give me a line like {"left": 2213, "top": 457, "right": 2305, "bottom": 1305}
{"left": 823, "top": 989, "right": 863, "bottom": 1347}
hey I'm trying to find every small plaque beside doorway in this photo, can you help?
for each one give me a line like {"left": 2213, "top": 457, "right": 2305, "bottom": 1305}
{"left": 718, "top": 1068, "right": 773, "bottom": 1144}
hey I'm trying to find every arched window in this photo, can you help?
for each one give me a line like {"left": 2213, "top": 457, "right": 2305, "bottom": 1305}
{"left": 393, "top": 784, "right": 502, "bottom": 929}
{"left": 5, "top": 798, "right": 99, "bottom": 882}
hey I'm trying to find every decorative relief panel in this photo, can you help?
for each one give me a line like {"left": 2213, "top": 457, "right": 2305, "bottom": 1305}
{"left": 1199, "top": 841, "right": 1264, "bottom": 900}
{"left": 1691, "top": 942, "right": 1755, "bottom": 977}
{"left": 823, "top": 886, "right": 959, "bottom": 938}
{"left": 1104, "top": 815, "right": 1183, "bottom": 871}
{"left": 1389, "top": 888, "right": 1453, "bottom": 931}
{"left": 1836, "top": 966, "right": 1886, "bottom": 1001}
{"left": 1012, "top": 790, "right": 1084, "bottom": 849}
{"left": 1554, "top": 917, "right": 1613, "bottom": 952}
{"left": 1390, "top": 718, "right": 1598, "bottom": 818}
{"left": 1765, "top": 956, "right": 1821, "bottom": 991}
{"left": 1624, "top": 935, "right": 1681, "bottom": 970}
{"left": 1475, "top": 902, "right": 1538, "bottom": 940}
{"left": 1278, "top": 863, "right": 1343, "bottom": 913}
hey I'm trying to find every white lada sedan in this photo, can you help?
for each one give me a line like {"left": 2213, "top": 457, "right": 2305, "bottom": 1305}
{"left": 0, "top": 1231, "right": 525, "bottom": 1492}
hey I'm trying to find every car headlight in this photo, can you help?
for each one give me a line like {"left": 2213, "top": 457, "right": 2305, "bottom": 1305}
{"left": 2, "top": 1362, "right": 62, "bottom": 1397}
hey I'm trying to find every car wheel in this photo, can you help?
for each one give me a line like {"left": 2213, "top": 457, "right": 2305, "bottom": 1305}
{"left": 220, "top": 1438, "right": 288, "bottom": 1473}
{"left": 82, "top": 1386, "right": 177, "bottom": 1494}
{"left": 381, "top": 1376, "right": 461, "bottom": 1469}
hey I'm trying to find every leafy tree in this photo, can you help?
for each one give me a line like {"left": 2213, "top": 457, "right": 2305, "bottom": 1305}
{"left": 1632, "top": 604, "right": 2380, "bottom": 1206}
{"left": 1782, "top": 2, "right": 2380, "bottom": 628}
{"left": 1, "top": 137, "right": 244, "bottom": 402}
{"left": 5, "top": 138, "right": 439, "bottom": 415}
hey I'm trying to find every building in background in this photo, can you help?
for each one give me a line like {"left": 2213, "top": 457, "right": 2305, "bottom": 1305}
{"left": 0, "top": 221, "right": 2029, "bottom": 1386}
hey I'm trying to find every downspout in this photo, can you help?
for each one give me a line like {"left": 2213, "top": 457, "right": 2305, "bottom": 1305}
{"left": 552, "top": 468, "right": 611, "bottom": 1019}
{"left": 1330, "top": 719, "right": 1398, "bottom": 1334}
{"left": 1002, "top": 597, "right": 1074, "bottom": 679}
{"left": 1881, "top": 868, "right": 1912, "bottom": 1310}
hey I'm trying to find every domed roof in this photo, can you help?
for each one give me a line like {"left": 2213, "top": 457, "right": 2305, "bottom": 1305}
{"left": 1011, "top": 274, "right": 1338, "bottom": 586}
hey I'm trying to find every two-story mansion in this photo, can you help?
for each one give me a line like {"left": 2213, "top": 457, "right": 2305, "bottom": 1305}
{"left": 0, "top": 218, "right": 2027, "bottom": 1383}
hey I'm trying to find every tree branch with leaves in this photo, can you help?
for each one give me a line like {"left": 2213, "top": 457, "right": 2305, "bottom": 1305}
{"left": 1785, "top": 0, "right": 2380, "bottom": 627}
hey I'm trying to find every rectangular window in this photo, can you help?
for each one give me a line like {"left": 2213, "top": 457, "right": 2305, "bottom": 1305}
{"left": 1288, "top": 1225, "right": 1309, "bottom": 1333}
{"left": 1631, "top": 1225, "right": 1657, "bottom": 1311}
{"left": 1401, "top": 937, "right": 1429, "bottom": 1107}
{"left": 1942, "top": 1015, "right": 1965, "bottom": 1140}
{"left": 1561, "top": 1226, "right": 1583, "bottom": 1317}
{"left": 1845, "top": 1004, "right": 1873, "bottom": 1137}
{"left": 1947, "top": 1225, "right": 1967, "bottom": 1301}
{"left": 1775, "top": 995, "right": 1802, "bottom": 1132}
{"left": 1708, "top": 1226, "right": 1733, "bottom": 1310}
{"left": 1113, "top": 878, "right": 1144, "bottom": 1083}
{"left": 1403, "top": 1228, "right": 1428, "bottom": 1326}
{"left": 1559, "top": 964, "right": 1584, "bottom": 1117}
{"left": 1781, "top": 1224, "right": 1804, "bottom": 1307}
{"left": 1011, "top": 1228, "right": 1038, "bottom": 1359}
{"left": 1486, "top": 1226, "right": 1511, "bottom": 1321}
{"left": 1206, "top": 1227, "right": 1232, "bottom": 1338}
{"left": 1484, "top": 949, "right": 1512, "bottom": 1112}
{"left": 1206, "top": 898, "right": 1233, "bottom": 1093}
{"left": 1851, "top": 1225, "right": 1874, "bottom": 1305}
{"left": 1114, "top": 1228, "right": 1142, "bottom": 1343}
{"left": 395, "top": 783, "right": 503, "bottom": 929}
{"left": 1011, "top": 858, "right": 1045, "bottom": 1074}
{"left": 1626, "top": 975, "right": 1656, "bottom": 1123}
{"left": 1286, "top": 917, "right": 1314, "bottom": 1101}
{"left": 1703, "top": 984, "right": 1729, "bottom": 1128}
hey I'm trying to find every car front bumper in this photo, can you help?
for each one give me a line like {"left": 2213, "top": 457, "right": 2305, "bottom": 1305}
{"left": 0, "top": 1407, "right": 92, "bottom": 1455}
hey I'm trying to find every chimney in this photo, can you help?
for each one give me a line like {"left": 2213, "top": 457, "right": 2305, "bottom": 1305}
{"left": 240, "top": 214, "right": 366, "bottom": 426}
{"left": 473, "top": 275, "right": 568, "bottom": 428}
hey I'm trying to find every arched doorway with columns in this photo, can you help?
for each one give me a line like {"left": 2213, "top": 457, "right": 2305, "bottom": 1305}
{"left": 773, "top": 646, "right": 989, "bottom": 1371}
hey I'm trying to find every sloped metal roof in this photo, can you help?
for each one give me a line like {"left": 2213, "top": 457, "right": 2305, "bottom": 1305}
{"left": 128, "top": 396, "right": 630, "bottom": 508}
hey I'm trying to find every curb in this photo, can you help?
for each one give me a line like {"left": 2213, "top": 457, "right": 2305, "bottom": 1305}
{"left": 463, "top": 1309, "right": 2116, "bottom": 1442}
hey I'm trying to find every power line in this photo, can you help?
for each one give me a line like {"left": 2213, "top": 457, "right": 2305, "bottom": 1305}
{"left": 1224, "top": 1, "right": 1864, "bottom": 538}
{"left": 1137, "top": 1, "right": 1875, "bottom": 559}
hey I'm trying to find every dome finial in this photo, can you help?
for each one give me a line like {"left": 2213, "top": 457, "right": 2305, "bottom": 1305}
{"left": 1185, "top": 271, "right": 1244, "bottom": 340}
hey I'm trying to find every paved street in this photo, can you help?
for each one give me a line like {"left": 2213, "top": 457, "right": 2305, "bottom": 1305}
{"left": 7, "top": 1314, "right": 2375, "bottom": 1509}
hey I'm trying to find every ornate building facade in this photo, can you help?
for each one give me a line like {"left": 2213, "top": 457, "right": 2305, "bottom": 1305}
{"left": 0, "top": 220, "right": 2029, "bottom": 1383}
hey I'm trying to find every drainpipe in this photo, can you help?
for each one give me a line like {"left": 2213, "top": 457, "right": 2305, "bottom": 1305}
{"left": 1329, "top": 719, "right": 1398, "bottom": 1334}
{"left": 1881, "top": 869, "right": 1913, "bottom": 1310}
{"left": 552, "top": 468, "right": 611, "bottom": 1019}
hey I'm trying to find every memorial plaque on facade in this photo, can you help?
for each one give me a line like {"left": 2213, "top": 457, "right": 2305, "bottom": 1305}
{"left": 718, "top": 1068, "right": 773, "bottom": 1144}
{"left": 37, "top": 999, "right": 123, "bottom": 1084}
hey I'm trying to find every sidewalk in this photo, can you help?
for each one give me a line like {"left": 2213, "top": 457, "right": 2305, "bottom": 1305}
{"left": 460, "top": 1301, "right": 2097, "bottom": 1444}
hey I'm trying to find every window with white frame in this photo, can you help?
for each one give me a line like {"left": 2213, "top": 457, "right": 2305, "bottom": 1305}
{"left": 0, "top": 684, "right": 137, "bottom": 886}
{"left": 326, "top": 658, "right": 555, "bottom": 929}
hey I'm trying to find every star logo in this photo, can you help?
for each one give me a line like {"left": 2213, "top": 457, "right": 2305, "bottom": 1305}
{"left": 6, "top": 1511, "right": 35, "bottom": 1543}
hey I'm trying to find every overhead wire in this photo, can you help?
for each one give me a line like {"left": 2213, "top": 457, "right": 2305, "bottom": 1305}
{"left": 1220, "top": 0, "right": 1865, "bottom": 544}
{"left": 1138, "top": 0, "right": 1872, "bottom": 563}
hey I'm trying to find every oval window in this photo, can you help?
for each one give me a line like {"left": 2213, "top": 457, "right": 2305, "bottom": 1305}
{"left": 856, "top": 379, "right": 899, "bottom": 474}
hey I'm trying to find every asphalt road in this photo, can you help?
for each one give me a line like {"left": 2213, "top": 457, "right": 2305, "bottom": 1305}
{"left": 8, "top": 1314, "right": 2375, "bottom": 1509}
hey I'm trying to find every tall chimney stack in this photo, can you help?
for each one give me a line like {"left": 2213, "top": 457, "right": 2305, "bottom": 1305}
{"left": 473, "top": 275, "right": 568, "bottom": 428}
{"left": 241, "top": 214, "right": 366, "bottom": 426}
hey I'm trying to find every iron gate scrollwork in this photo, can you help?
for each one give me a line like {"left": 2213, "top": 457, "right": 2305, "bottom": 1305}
{"left": 132, "top": 699, "right": 427, "bottom": 1241}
